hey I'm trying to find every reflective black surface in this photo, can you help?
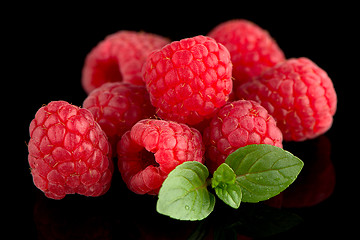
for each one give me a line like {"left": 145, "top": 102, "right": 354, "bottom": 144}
{"left": 24, "top": 137, "right": 338, "bottom": 239}
{"left": 14, "top": 4, "right": 356, "bottom": 239}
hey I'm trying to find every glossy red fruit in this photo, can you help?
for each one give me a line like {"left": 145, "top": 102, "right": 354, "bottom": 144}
{"left": 142, "top": 35, "right": 233, "bottom": 125}
{"left": 28, "top": 101, "right": 113, "bottom": 199}
{"left": 203, "top": 100, "right": 283, "bottom": 173}
{"left": 117, "top": 119, "right": 204, "bottom": 195}
{"left": 236, "top": 57, "right": 337, "bottom": 141}
{"left": 82, "top": 31, "right": 170, "bottom": 94}
{"left": 208, "top": 19, "right": 285, "bottom": 83}
{"left": 83, "top": 82, "right": 155, "bottom": 153}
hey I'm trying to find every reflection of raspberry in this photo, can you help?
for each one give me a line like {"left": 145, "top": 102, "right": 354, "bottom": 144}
{"left": 236, "top": 58, "right": 337, "bottom": 141}
{"left": 33, "top": 196, "right": 112, "bottom": 239}
{"left": 83, "top": 82, "right": 155, "bottom": 153}
{"left": 28, "top": 101, "right": 113, "bottom": 199}
{"left": 282, "top": 136, "right": 335, "bottom": 208}
{"left": 142, "top": 35, "right": 233, "bottom": 125}
{"left": 208, "top": 19, "right": 285, "bottom": 83}
{"left": 82, "top": 31, "right": 169, "bottom": 94}
{"left": 203, "top": 100, "right": 283, "bottom": 173}
{"left": 117, "top": 119, "right": 205, "bottom": 195}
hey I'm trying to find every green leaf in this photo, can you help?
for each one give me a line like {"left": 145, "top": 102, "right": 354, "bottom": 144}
{"left": 156, "top": 161, "right": 215, "bottom": 221}
{"left": 215, "top": 184, "right": 242, "bottom": 209}
{"left": 212, "top": 163, "right": 242, "bottom": 209}
{"left": 226, "top": 144, "right": 304, "bottom": 203}
{"left": 212, "top": 163, "right": 236, "bottom": 188}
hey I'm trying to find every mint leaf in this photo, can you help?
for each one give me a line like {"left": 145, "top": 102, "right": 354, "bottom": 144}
{"left": 215, "top": 183, "right": 242, "bottom": 209}
{"left": 212, "top": 163, "right": 242, "bottom": 209}
{"left": 156, "top": 161, "right": 215, "bottom": 221}
{"left": 212, "top": 163, "right": 236, "bottom": 188}
{"left": 226, "top": 144, "right": 304, "bottom": 203}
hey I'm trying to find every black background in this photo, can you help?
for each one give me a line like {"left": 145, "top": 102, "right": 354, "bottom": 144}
{"left": 9, "top": 3, "right": 357, "bottom": 239}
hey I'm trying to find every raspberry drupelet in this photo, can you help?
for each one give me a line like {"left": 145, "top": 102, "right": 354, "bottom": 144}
{"left": 203, "top": 100, "right": 283, "bottom": 173}
{"left": 28, "top": 101, "right": 113, "bottom": 199}
{"left": 82, "top": 30, "right": 170, "bottom": 94}
{"left": 236, "top": 57, "right": 337, "bottom": 141}
{"left": 83, "top": 82, "right": 155, "bottom": 153}
{"left": 142, "top": 35, "right": 233, "bottom": 125}
{"left": 117, "top": 119, "right": 205, "bottom": 195}
{"left": 208, "top": 19, "right": 285, "bottom": 83}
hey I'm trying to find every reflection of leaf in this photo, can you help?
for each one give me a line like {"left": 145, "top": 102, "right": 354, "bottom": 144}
{"left": 213, "top": 203, "right": 303, "bottom": 239}
{"left": 187, "top": 203, "right": 303, "bottom": 239}
{"left": 156, "top": 162, "right": 215, "bottom": 221}
{"left": 226, "top": 144, "right": 304, "bottom": 203}
{"left": 187, "top": 219, "right": 209, "bottom": 240}
{"left": 234, "top": 204, "right": 303, "bottom": 238}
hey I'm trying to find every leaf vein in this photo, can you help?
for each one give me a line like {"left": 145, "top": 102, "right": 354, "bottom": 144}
{"left": 270, "top": 156, "right": 288, "bottom": 168}
{"left": 237, "top": 174, "right": 287, "bottom": 187}
{"left": 241, "top": 176, "right": 280, "bottom": 187}
{"left": 247, "top": 150, "right": 273, "bottom": 173}
{"left": 236, "top": 179, "right": 255, "bottom": 194}
{"left": 238, "top": 163, "right": 302, "bottom": 176}
{"left": 167, "top": 174, "right": 207, "bottom": 199}
{"left": 232, "top": 150, "right": 255, "bottom": 173}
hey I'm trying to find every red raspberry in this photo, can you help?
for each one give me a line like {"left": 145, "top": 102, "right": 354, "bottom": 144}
{"left": 28, "top": 101, "right": 113, "bottom": 199}
{"left": 117, "top": 119, "right": 205, "bottom": 195}
{"left": 142, "top": 35, "right": 233, "bottom": 125}
{"left": 236, "top": 57, "right": 337, "bottom": 141}
{"left": 83, "top": 82, "right": 156, "bottom": 153}
{"left": 208, "top": 19, "right": 285, "bottom": 83}
{"left": 203, "top": 100, "right": 283, "bottom": 173}
{"left": 82, "top": 30, "right": 170, "bottom": 94}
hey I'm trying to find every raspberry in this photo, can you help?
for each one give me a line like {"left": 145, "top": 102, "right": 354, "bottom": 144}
{"left": 82, "top": 30, "right": 170, "bottom": 94}
{"left": 28, "top": 101, "right": 113, "bottom": 199}
{"left": 203, "top": 100, "right": 283, "bottom": 173}
{"left": 236, "top": 57, "right": 337, "bottom": 141}
{"left": 83, "top": 82, "right": 155, "bottom": 153}
{"left": 117, "top": 119, "right": 205, "bottom": 195}
{"left": 208, "top": 19, "right": 285, "bottom": 83}
{"left": 142, "top": 35, "right": 233, "bottom": 125}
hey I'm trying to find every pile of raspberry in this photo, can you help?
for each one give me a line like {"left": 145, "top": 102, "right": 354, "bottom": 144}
{"left": 27, "top": 19, "right": 337, "bottom": 199}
